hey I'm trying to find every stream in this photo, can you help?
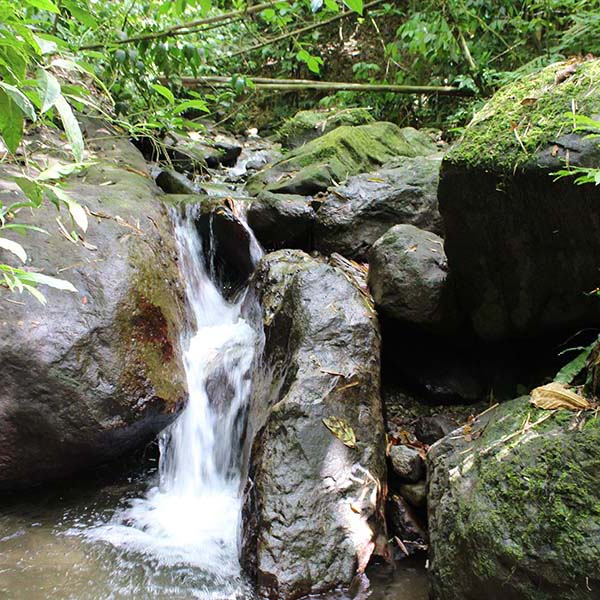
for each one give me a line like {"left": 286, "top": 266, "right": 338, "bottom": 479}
{"left": 0, "top": 156, "right": 429, "bottom": 600}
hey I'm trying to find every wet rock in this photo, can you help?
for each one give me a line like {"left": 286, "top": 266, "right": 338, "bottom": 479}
{"left": 213, "top": 133, "right": 243, "bottom": 167}
{"left": 242, "top": 249, "right": 387, "bottom": 600}
{"left": 246, "top": 123, "right": 437, "bottom": 197}
{"left": 399, "top": 481, "right": 427, "bottom": 508}
{"left": 155, "top": 169, "right": 202, "bottom": 195}
{"left": 388, "top": 445, "right": 424, "bottom": 482}
{"left": 428, "top": 397, "right": 600, "bottom": 599}
{"left": 0, "top": 125, "right": 187, "bottom": 490}
{"left": 164, "top": 131, "right": 242, "bottom": 173}
{"left": 368, "top": 224, "right": 456, "bottom": 332}
{"left": 314, "top": 156, "right": 443, "bottom": 260}
{"left": 387, "top": 495, "right": 427, "bottom": 557}
{"left": 164, "top": 194, "right": 256, "bottom": 295}
{"left": 414, "top": 415, "right": 458, "bottom": 445}
{"left": 439, "top": 59, "right": 600, "bottom": 340}
{"left": 247, "top": 191, "right": 315, "bottom": 250}
{"left": 277, "top": 107, "right": 374, "bottom": 149}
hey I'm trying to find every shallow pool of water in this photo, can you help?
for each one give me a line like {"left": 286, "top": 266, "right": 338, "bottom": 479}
{"left": 0, "top": 462, "right": 429, "bottom": 600}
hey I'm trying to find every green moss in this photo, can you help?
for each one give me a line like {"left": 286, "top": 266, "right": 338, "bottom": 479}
{"left": 276, "top": 108, "right": 374, "bottom": 148}
{"left": 247, "top": 122, "right": 437, "bottom": 195}
{"left": 436, "top": 398, "right": 600, "bottom": 599}
{"left": 447, "top": 59, "right": 600, "bottom": 172}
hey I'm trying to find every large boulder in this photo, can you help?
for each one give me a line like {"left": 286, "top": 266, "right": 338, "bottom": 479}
{"left": 0, "top": 124, "right": 187, "bottom": 489}
{"left": 276, "top": 107, "right": 374, "bottom": 149}
{"left": 241, "top": 250, "right": 388, "bottom": 599}
{"left": 247, "top": 191, "right": 315, "bottom": 250}
{"left": 368, "top": 224, "right": 457, "bottom": 332}
{"left": 439, "top": 59, "right": 600, "bottom": 340}
{"left": 246, "top": 122, "right": 437, "bottom": 196}
{"left": 428, "top": 397, "right": 600, "bottom": 599}
{"left": 314, "top": 155, "right": 443, "bottom": 260}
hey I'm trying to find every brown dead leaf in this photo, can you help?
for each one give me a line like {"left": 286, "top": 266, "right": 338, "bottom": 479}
{"left": 551, "top": 145, "right": 560, "bottom": 157}
{"left": 530, "top": 382, "right": 590, "bottom": 410}
{"left": 521, "top": 97, "right": 538, "bottom": 106}
{"left": 554, "top": 63, "right": 578, "bottom": 85}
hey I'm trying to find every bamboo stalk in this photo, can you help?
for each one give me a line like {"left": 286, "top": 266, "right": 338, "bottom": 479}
{"left": 171, "top": 76, "right": 472, "bottom": 96}
{"left": 79, "top": 1, "right": 280, "bottom": 51}
{"left": 229, "top": 0, "right": 386, "bottom": 58}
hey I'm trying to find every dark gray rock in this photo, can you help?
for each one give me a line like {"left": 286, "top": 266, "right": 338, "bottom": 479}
{"left": 428, "top": 397, "right": 600, "bottom": 600}
{"left": 156, "top": 169, "right": 203, "bottom": 195}
{"left": 388, "top": 445, "right": 424, "bottom": 482}
{"left": 414, "top": 415, "right": 459, "bottom": 445}
{"left": 399, "top": 481, "right": 427, "bottom": 508}
{"left": 368, "top": 224, "right": 456, "bottom": 332}
{"left": 247, "top": 191, "right": 315, "bottom": 250}
{"left": 387, "top": 494, "right": 427, "bottom": 558}
{"left": 315, "top": 156, "right": 443, "bottom": 261}
{"left": 439, "top": 60, "right": 600, "bottom": 340}
{"left": 241, "top": 249, "right": 388, "bottom": 600}
{"left": 0, "top": 130, "right": 187, "bottom": 490}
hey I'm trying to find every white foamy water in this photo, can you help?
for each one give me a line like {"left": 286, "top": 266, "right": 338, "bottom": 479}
{"left": 85, "top": 206, "right": 261, "bottom": 593}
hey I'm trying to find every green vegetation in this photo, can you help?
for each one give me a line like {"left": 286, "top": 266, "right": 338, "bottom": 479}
{"left": 1, "top": 0, "right": 599, "bottom": 302}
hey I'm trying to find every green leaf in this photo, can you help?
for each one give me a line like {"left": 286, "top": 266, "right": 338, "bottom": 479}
{"left": 0, "top": 237, "right": 27, "bottom": 262}
{"left": 14, "top": 177, "right": 43, "bottom": 206}
{"left": 21, "top": 283, "right": 47, "bottom": 305}
{"left": 62, "top": 0, "right": 98, "bottom": 28}
{"left": 36, "top": 69, "right": 61, "bottom": 113}
{"left": 0, "top": 82, "right": 36, "bottom": 121}
{"left": 151, "top": 84, "right": 175, "bottom": 104}
{"left": 0, "top": 91, "right": 24, "bottom": 153}
{"left": 343, "top": 0, "right": 363, "bottom": 14}
{"left": 54, "top": 95, "right": 84, "bottom": 162}
{"left": 323, "top": 416, "right": 357, "bottom": 448}
{"left": 555, "top": 341, "right": 596, "bottom": 385}
{"left": 19, "top": 270, "right": 77, "bottom": 292}
{"left": 172, "top": 99, "right": 210, "bottom": 115}
{"left": 46, "top": 186, "right": 88, "bottom": 232}
{"left": 1, "top": 223, "right": 48, "bottom": 235}
{"left": 24, "top": 0, "right": 60, "bottom": 13}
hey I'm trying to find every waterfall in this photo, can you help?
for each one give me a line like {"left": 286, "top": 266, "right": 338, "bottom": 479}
{"left": 87, "top": 205, "right": 261, "bottom": 595}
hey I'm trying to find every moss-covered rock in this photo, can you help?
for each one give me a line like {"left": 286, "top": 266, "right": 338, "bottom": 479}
{"left": 0, "top": 122, "right": 187, "bottom": 489}
{"left": 428, "top": 397, "right": 600, "bottom": 600}
{"left": 246, "top": 122, "right": 437, "bottom": 196}
{"left": 276, "top": 107, "right": 374, "bottom": 149}
{"left": 439, "top": 59, "right": 600, "bottom": 340}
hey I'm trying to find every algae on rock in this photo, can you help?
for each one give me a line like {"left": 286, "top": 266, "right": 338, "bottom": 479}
{"left": 246, "top": 122, "right": 438, "bottom": 196}
{"left": 428, "top": 397, "right": 600, "bottom": 600}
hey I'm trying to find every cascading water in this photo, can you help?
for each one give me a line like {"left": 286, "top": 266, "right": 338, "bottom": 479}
{"left": 86, "top": 205, "right": 262, "bottom": 597}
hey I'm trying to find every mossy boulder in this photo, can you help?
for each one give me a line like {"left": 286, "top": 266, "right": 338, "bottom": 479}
{"left": 276, "top": 107, "right": 374, "bottom": 149}
{"left": 428, "top": 397, "right": 600, "bottom": 600}
{"left": 439, "top": 59, "right": 600, "bottom": 340}
{"left": 246, "top": 122, "right": 437, "bottom": 196}
{"left": 0, "top": 123, "right": 187, "bottom": 489}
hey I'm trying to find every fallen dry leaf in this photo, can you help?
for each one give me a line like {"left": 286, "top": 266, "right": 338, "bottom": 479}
{"left": 530, "top": 381, "right": 590, "bottom": 410}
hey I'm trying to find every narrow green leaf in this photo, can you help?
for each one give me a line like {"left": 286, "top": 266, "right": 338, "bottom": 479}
{"left": 54, "top": 95, "right": 84, "bottom": 162}
{"left": 20, "top": 270, "right": 77, "bottom": 292}
{"left": 36, "top": 69, "right": 61, "bottom": 113}
{"left": 62, "top": 0, "right": 98, "bottom": 28}
{"left": 15, "top": 177, "right": 43, "bottom": 206}
{"left": 47, "top": 186, "right": 88, "bottom": 232}
{"left": 151, "top": 83, "right": 175, "bottom": 104}
{"left": 1, "top": 223, "right": 48, "bottom": 235}
{"left": 555, "top": 342, "right": 596, "bottom": 385}
{"left": 22, "top": 283, "right": 47, "bottom": 305}
{"left": 0, "top": 237, "right": 27, "bottom": 262}
{"left": 0, "top": 92, "right": 24, "bottom": 153}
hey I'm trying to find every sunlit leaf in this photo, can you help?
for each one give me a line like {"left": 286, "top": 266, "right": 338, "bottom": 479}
{"left": 36, "top": 68, "right": 61, "bottom": 113}
{"left": 24, "top": 0, "right": 60, "bottom": 14}
{"left": 0, "top": 82, "right": 36, "bottom": 121}
{"left": 54, "top": 95, "right": 84, "bottom": 162}
{"left": 0, "top": 236, "right": 27, "bottom": 262}
{"left": 151, "top": 83, "right": 175, "bottom": 104}
{"left": 323, "top": 416, "right": 357, "bottom": 448}
{"left": 530, "top": 382, "right": 590, "bottom": 410}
